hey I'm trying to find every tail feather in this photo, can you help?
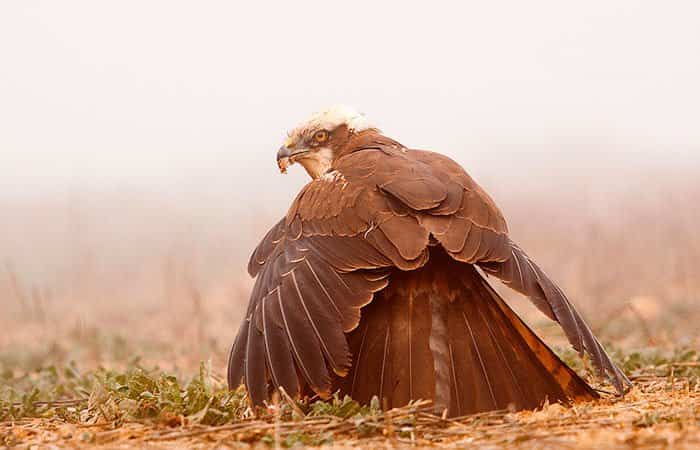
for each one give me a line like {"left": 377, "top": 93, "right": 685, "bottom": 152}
{"left": 335, "top": 255, "right": 598, "bottom": 416}
{"left": 480, "top": 241, "right": 632, "bottom": 394}
{"left": 447, "top": 300, "right": 501, "bottom": 412}
{"left": 336, "top": 286, "right": 436, "bottom": 409}
{"left": 477, "top": 277, "right": 596, "bottom": 403}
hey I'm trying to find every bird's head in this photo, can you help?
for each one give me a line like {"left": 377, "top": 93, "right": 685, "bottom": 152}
{"left": 276, "top": 105, "right": 375, "bottom": 179}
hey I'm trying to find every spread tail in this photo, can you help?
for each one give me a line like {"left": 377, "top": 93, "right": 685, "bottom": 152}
{"left": 335, "top": 256, "right": 598, "bottom": 416}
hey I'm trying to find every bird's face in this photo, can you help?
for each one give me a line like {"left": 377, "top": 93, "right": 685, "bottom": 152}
{"left": 277, "top": 105, "right": 373, "bottom": 179}
{"left": 276, "top": 125, "right": 350, "bottom": 179}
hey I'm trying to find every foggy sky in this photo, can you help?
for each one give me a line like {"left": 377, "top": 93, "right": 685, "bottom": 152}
{"left": 1, "top": 1, "right": 699, "bottom": 207}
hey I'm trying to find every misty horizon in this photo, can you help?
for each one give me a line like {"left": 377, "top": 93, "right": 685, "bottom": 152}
{"left": 1, "top": 1, "right": 699, "bottom": 330}
{"left": 2, "top": 1, "right": 699, "bottom": 198}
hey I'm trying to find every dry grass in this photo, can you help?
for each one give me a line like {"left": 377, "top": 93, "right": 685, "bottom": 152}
{"left": 2, "top": 354, "right": 699, "bottom": 449}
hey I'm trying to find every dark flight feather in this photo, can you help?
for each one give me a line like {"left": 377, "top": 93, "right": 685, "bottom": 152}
{"left": 480, "top": 242, "right": 632, "bottom": 393}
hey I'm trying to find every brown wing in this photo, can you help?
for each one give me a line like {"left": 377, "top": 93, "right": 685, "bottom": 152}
{"left": 401, "top": 148, "right": 630, "bottom": 393}
{"left": 406, "top": 151, "right": 630, "bottom": 392}
{"left": 479, "top": 242, "right": 632, "bottom": 393}
{"left": 403, "top": 150, "right": 511, "bottom": 263}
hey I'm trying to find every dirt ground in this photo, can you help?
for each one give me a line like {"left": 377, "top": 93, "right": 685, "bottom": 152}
{"left": 3, "top": 374, "right": 699, "bottom": 449}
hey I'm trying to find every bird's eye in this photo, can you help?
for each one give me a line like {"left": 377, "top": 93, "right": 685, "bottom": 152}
{"left": 313, "top": 130, "right": 329, "bottom": 143}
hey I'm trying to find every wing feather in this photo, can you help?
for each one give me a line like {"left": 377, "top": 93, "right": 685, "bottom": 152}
{"left": 245, "top": 314, "right": 267, "bottom": 405}
{"left": 227, "top": 318, "right": 249, "bottom": 389}
{"left": 261, "top": 291, "right": 300, "bottom": 396}
{"left": 277, "top": 273, "right": 332, "bottom": 396}
{"left": 248, "top": 219, "right": 285, "bottom": 276}
{"left": 290, "top": 267, "right": 351, "bottom": 375}
{"left": 480, "top": 242, "right": 632, "bottom": 393}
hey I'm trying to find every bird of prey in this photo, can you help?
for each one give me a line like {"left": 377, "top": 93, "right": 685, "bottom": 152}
{"left": 228, "top": 105, "right": 631, "bottom": 416}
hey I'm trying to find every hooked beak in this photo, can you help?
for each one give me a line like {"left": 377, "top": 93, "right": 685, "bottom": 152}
{"left": 276, "top": 145, "right": 308, "bottom": 174}
{"left": 276, "top": 146, "right": 292, "bottom": 173}
{"left": 276, "top": 145, "right": 292, "bottom": 160}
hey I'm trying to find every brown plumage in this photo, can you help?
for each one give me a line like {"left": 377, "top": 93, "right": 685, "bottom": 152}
{"left": 228, "top": 106, "right": 631, "bottom": 416}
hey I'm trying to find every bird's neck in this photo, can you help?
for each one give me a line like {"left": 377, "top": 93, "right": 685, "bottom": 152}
{"left": 299, "top": 147, "right": 335, "bottom": 179}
